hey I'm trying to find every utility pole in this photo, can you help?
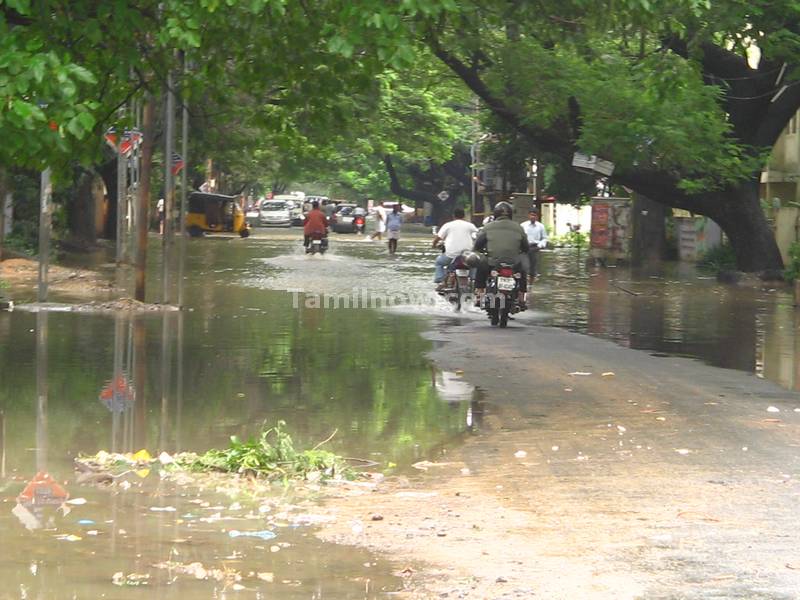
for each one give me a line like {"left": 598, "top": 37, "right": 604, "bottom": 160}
{"left": 135, "top": 96, "right": 156, "bottom": 302}
{"left": 116, "top": 124, "right": 127, "bottom": 265}
{"left": 162, "top": 70, "right": 176, "bottom": 305}
{"left": 37, "top": 168, "right": 52, "bottom": 303}
{"left": 177, "top": 55, "right": 189, "bottom": 308}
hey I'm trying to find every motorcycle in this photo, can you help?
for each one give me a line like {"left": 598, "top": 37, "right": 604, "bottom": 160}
{"left": 354, "top": 214, "right": 366, "bottom": 234}
{"left": 305, "top": 231, "right": 329, "bottom": 255}
{"left": 482, "top": 261, "right": 524, "bottom": 327}
{"left": 437, "top": 252, "right": 473, "bottom": 312}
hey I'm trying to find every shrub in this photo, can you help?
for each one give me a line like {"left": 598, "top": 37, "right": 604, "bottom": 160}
{"left": 784, "top": 241, "right": 800, "bottom": 283}
{"left": 697, "top": 243, "right": 737, "bottom": 273}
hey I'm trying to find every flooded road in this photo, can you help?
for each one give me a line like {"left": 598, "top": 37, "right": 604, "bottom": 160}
{"left": 1, "top": 229, "right": 799, "bottom": 598}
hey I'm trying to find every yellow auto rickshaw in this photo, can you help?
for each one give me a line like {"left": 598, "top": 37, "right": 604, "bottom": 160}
{"left": 186, "top": 192, "right": 250, "bottom": 237}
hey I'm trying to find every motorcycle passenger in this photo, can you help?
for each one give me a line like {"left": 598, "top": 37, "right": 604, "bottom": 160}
{"left": 472, "top": 201, "right": 529, "bottom": 307}
{"left": 303, "top": 200, "right": 328, "bottom": 247}
{"left": 432, "top": 207, "right": 478, "bottom": 288}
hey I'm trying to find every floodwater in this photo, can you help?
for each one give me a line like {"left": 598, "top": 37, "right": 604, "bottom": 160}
{"left": 1, "top": 229, "right": 799, "bottom": 598}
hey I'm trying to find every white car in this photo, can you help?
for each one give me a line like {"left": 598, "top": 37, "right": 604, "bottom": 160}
{"left": 259, "top": 200, "right": 292, "bottom": 227}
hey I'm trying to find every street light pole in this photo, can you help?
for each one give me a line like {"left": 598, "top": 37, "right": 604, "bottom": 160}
{"left": 37, "top": 168, "right": 52, "bottom": 303}
{"left": 177, "top": 54, "right": 189, "bottom": 309}
{"left": 162, "top": 69, "right": 176, "bottom": 305}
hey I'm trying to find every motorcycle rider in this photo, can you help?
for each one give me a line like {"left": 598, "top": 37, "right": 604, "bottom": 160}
{"left": 471, "top": 201, "right": 529, "bottom": 308}
{"left": 432, "top": 207, "right": 478, "bottom": 289}
{"left": 303, "top": 200, "right": 328, "bottom": 248}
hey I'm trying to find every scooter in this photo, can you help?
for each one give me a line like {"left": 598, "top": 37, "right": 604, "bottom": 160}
{"left": 354, "top": 215, "right": 366, "bottom": 234}
{"left": 305, "top": 231, "right": 329, "bottom": 255}
{"left": 483, "top": 261, "right": 524, "bottom": 327}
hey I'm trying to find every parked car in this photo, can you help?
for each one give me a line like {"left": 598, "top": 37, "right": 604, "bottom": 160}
{"left": 331, "top": 204, "right": 367, "bottom": 233}
{"left": 259, "top": 200, "right": 292, "bottom": 227}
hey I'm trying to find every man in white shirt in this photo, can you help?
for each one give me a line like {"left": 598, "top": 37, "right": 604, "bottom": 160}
{"left": 432, "top": 207, "right": 478, "bottom": 284}
{"left": 369, "top": 202, "right": 387, "bottom": 241}
{"left": 521, "top": 208, "right": 547, "bottom": 281}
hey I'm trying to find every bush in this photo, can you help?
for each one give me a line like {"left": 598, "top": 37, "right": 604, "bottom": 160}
{"left": 550, "top": 230, "right": 589, "bottom": 249}
{"left": 4, "top": 221, "right": 39, "bottom": 255}
{"left": 697, "top": 243, "right": 737, "bottom": 273}
{"left": 784, "top": 241, "right": 800, "bottom": 283}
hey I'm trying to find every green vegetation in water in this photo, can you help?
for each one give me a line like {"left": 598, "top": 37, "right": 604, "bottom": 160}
{"left": 697, "top": 243, "right": 737, "bottom": 273}
{"left": 175, "top": 421, "right": 352, "bottom": 481}
{"left": 551, "top": 230, "right": 588, "bottom": 249}
{"left": 76, "top": 422, "right": 355, "bottom": 484}
{"left": 784, "top": 241, "right": 800, "bottom": 283}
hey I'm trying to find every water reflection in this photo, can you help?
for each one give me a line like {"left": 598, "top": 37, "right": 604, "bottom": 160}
{"left": 537, "top": 250, "right": 798, "bottom": 388}
{"left": 0, "top": 238, "right": 475, "bottom": 598}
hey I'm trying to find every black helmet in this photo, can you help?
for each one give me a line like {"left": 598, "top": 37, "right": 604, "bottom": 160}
{"left": 493, "top": 201, "right": 513, "bottom": 219}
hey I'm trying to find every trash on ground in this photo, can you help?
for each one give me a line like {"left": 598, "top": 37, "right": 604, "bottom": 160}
{"left": 767, "top": 406, "right": 780, "bottom": 413}
{"left": 412, "top": 460, "right": 457, "bottom": 470}
{"left": 228, "top": 529, "right": 276, "bottom": 541}
{"left": 601, "top": 372, "right": 615, "bottom": 377}
{"left": 112, "top": 572, "right": 150, "bottom": 586}
{"left": 569, "top": 371, "right": 592, "bottom": 376}
{"left": 65, "top": 498, "right": 87, "bottom": 505}
{"left": 514, "top": 450, "right": 527, "bottom": 458}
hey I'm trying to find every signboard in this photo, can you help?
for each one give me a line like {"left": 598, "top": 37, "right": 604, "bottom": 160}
{"left": 572, "top": 152, "right": 615, "bottom": 177}
{"left": 591, "top": 197, "right": 631, "bottom": 261}
{"left": 437, "top": 190, "right": 450, "bottom": 202}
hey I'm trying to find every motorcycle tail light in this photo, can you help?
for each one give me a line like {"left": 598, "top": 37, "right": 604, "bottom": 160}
{"left": 499, "top": 267, "right": 513, "bottom": 277}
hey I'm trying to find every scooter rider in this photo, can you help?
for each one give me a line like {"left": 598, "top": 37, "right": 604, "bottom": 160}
{"left": 471, "top": 201, "right": 529, "bottom": 308}
{"left": 303, "top": 200, "right": 328, "bottom": 248}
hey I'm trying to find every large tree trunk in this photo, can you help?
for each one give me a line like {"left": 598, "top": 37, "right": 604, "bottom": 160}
{"left": 631, "top": 195, "right": 665, "bottom": 267}
{"left": 96, "top": 159, "right": 118, "bottom": 240}
{"left": 701, "top": 180, "right": 783, "bottom": 274}
{"left": 66, "top": 172, "right": 97, "bottom": 246}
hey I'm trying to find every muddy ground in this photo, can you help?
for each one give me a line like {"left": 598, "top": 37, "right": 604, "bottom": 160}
{"left": 315, "top": 320, "right": 800, "bottom": 599}
{"left": 0, "top": 256, "right": 116, "bottom": 300}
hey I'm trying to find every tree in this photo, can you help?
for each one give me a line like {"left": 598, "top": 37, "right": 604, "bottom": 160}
{"left": 422, "top": 1, "right": 800, "bottom": 271}
{"left": 333, "top": 0, "right": 796, "bottom": 271}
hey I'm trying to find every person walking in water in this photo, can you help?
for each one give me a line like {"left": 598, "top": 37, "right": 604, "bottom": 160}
{"left": 386, "top": 203, "right": 403, "bottom": 255}
{"left": 369, "top": 201, "right": 386, "bottom": 241}
{"left": 521, "top": 207, "right": 548, "bottom": 282}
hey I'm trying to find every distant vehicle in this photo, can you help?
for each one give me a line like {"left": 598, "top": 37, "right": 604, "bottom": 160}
{"left": 259, "top": 200, "right": 292, "bottom": 227}
{"left": 245, "top": 202, "right": 261, "bottom": 227}
{"left": 330, "top": 204, "right": 364, "bottom": 233}
{"left": 271, "top": 194, "right": 304, "bottom": 225}
{"left": 186, "top": 192, "right": 250, "bottom": 238}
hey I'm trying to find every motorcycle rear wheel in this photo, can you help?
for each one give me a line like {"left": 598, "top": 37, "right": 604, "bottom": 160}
{"left": 453, "top": 277, "right": 462, "bottom": 312}
{"left": 499, "top": 309, "right": 509, "bottom": 328}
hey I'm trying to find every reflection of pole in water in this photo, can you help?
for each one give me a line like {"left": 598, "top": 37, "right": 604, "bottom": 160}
{"left": 159, "top": 312, "right": 172, "bottom": 451}
{"left": 0, "top": 409, "right": 6, "bottom": 478}
{"left": 133, "top": 317, "right": 147, "bottom": 450}
{"left": 36, "top": 311, "right": 48, "bottom": 470}
{"left": 111, "top": 314, "right": 123, "bottom": 452}
{"left": 175, "top": 310, "right": 184, "bottom": 451}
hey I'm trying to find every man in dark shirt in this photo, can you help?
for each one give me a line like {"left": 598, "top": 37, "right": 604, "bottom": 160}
{"left": 303, "top": 201, "right": 328, "bottom": 247}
